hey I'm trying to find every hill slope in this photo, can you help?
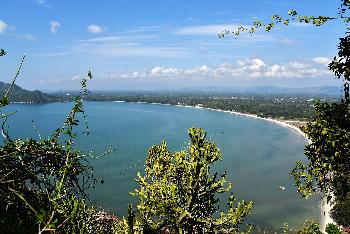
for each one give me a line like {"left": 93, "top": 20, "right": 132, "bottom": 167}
{"left": 0, "top": 82, "right": 54, "bottom": 103}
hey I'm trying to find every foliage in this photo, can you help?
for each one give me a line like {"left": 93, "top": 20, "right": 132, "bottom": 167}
{"left": 296, "top": 220, "right": 322, "bottom": 234}
{"left": 218, "top": 1, "right": 350, "bottom": 38}
{"left": 325, "top": 223, "right": 341, "bottom": 234}
{"left": 330, "top": 195, "right": 350, "bottom": 227}
{"left": 0, "top": 49, "right": 6, "bottom": 56}
{"left": 281, "top": 220, "right": 322, "bottom": 234}
{"left": 0, "top": 50, "right": 115, "bottom": 233}
{"left": 117, "top": 128, "right": 253, "bottom": 233}
{"left": 291, "top": 100, "right": 350, "bottom": 201}
{"left": 83, "top": 92, "right": 325, "bottom": 120}
{"left": 0, "top": 81, "right": 55, "bottom": 104}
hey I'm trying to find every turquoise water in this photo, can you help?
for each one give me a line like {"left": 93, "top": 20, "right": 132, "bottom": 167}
{"left": 3, "top": 101, "right": 319, "bottom": 230}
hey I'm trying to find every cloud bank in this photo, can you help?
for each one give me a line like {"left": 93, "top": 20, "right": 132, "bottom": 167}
{"left": 99, "top": 57, "right": 332, "bottom": 82}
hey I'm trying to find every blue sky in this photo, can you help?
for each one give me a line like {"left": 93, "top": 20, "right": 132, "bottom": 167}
{"left": 0, "top": 0, "right": 346, "bottom": 90}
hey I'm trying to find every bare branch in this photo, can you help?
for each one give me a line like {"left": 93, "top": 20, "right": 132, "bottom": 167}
{"left": 5, "top": 54, "right": 26, "bottom": 99}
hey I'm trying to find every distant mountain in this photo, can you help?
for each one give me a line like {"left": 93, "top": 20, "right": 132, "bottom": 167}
{"left": 209, "top": 86, "right": 341, "bottom": 94}
{"left": 0, "top": 81, "right": 54, "bottom": 103}
{"left": 180, "top": 85, "right": 342, "bottom": 94}
{"left": 245, "top": 86, "right": 342, "bottom": 94}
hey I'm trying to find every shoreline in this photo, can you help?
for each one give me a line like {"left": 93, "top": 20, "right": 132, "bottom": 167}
{"left": 119, "top": 100, "right": 310, "bottom": 141}
{"left": 114, "top": 100, "right": 334, "bottom": 230}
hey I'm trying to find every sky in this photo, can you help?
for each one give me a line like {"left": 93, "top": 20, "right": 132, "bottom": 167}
{"left": 0, "top": 0, "right": 346, "bottom": 91}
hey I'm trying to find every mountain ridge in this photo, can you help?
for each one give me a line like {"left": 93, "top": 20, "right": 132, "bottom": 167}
{"left": 0, "top": 81, "right": 54, "bottom": 103}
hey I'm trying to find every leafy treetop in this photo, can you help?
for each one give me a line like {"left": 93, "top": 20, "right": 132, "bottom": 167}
{"left": 117, "top": 128, "right": 253, "bottom": 233}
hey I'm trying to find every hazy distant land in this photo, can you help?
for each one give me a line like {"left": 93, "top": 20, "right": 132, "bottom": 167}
{"left": 0, "top": 82, "right": 342, "bottom": 121}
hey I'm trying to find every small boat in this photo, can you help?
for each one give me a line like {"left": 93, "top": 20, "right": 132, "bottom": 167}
{"left": 279, "top": 186, "right": 286, "bottom": 190}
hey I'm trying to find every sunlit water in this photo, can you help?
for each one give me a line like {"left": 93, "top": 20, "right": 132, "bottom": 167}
{"left": 4, "top": 101, "right": 319, "bottom": 230}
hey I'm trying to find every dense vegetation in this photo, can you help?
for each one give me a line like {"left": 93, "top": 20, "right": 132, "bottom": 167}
{"left": 0, "top": 81, "right": 57, "bottom": 103}
{"left": 0, "top": 69, "right": 116, "bottom": 233}
{"left": 82, "top": 92, "right": 340, "bottom": 120}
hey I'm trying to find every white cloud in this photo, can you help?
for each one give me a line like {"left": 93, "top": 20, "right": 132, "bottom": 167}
{"left": 50, "top": 21, "right": 60, "bottom": 33}
{"left": 0, "top": 20, "right": 8, "bottom": 34}
{"left": 290, "top": 22, "right": 312, "bottom": 27}
{"left": 280, "top": 37, "right": 299, "bottom": 46}
{"left": 198, "top": 65, "right": 211, "bottom": 73}
{"left": 236, "top": 58, "right": 266, "bottom": 70}
{"left": 35, "top": 40, "right": 189, "bottom": 58}
{"left": 87, "top": 24, "right": 104, "bottom": 34}
{"left": 36, "top": 0, "right": 50, "bottom": 7}
{"left": 78, "top": 36, "right": 122, "bottom": 43}
{"left": 71, "top": 75, "right": 81, "bottom": 81}
{"left": 313, "top": 57, "right": 331, "bottom": 65}
{"left": 94, "top": 57, "right": 334, "bottom": 89}
{"left": 75, "top": 39, "right": 188, "bottom": 58}
{"left": 150, "top": 66, "right": 180, "bottom": 76}
{"left": 39, "top": 78, "right": 63, "bottom": 84}
{"left": 176, "top": 24, "right": 243, "bottom": 36}
{"left": 249, "top": 58, "right": 266, "bottom": 70}
{"left": 22, "top": 34, "right": 37, "bottom": 42}
{"left": 288, "top": 61, "right": 310, "bottom": 70}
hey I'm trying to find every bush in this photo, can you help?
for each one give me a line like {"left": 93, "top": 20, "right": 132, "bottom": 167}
{"left": 281, "top": 220, "right": 322, "bottom": 234}
{"left": 0, "top": 64, "right": 113, "bottom": 233}
{"left": 325, "top": 223, "right": 341, "bottom": 234}
{"left": 117, "top": 128, "right": 253, "bottom": 233}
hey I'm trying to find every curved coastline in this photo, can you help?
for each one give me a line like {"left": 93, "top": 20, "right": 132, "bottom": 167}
{"left": 114, "top": 100, "right": 334, "bottom": 230}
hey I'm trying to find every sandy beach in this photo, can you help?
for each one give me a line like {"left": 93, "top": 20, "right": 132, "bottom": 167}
{"left": 320, "top": 199, "right": 335, "bottom": 232}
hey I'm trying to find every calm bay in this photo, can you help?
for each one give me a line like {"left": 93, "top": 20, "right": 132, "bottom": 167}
{"left": 4, "top": 101, "right": 319, "bottom": 230}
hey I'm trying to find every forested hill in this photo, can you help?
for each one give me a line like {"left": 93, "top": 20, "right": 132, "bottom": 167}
{"left": 0, "top": 81, "right": 56, "bottom": 103}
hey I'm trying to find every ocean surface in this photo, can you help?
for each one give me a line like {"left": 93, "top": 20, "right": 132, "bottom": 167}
{"left": 3, "top": 101, "right": 319, "bottom": 230}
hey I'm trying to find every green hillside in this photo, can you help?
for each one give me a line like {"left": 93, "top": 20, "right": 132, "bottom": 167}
{"left": 0, "top": 81, "right": 54, "bottom": 103}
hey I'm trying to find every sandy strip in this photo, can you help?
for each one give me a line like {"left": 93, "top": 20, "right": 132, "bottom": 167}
{"left": 202, "top": 107, "right": 309, "bottom": 141}
{"left": 320, "top": 199, "right": 335, "bottom": 232}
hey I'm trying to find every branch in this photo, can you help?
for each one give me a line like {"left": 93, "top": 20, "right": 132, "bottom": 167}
{"left": 0, "top": 49, "right": 6, "bottom": 56}
{"left": 5, "top": 54, "right": 26, "bottom": 99}
{"left": 218, "top": 10, "right": 338, "bottom": 38}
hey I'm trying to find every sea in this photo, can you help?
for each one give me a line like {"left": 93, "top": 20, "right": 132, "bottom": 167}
{"left": 3, "top": 101, "right": 319, "bottom": 230}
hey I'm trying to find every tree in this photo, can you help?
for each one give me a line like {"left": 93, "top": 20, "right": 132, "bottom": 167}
{"left": 330, "top": 196, "right": 350, "bottom": 226}
{"left": 117, "top": 128, "right": 253, "bottom": 233}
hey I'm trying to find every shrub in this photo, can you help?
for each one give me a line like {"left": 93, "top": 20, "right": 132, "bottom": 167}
{"left": 117, "top": 128, "right": 253, "bottom": 233}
